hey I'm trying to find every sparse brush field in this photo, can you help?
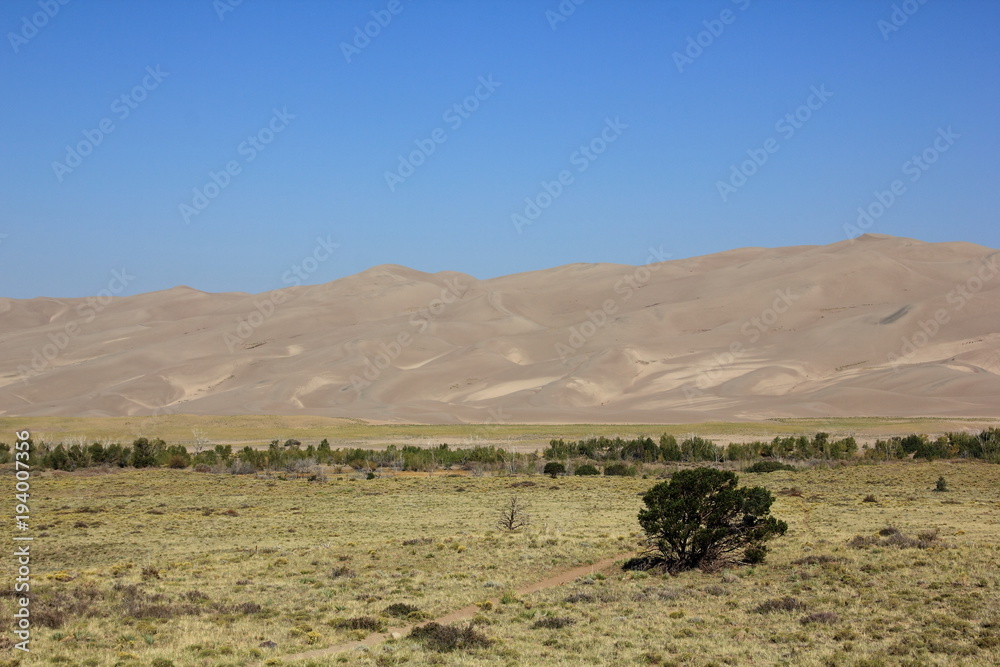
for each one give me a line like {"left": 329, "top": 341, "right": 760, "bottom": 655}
{"left": 2, "top": 460, "right": 999, "bottom": 666}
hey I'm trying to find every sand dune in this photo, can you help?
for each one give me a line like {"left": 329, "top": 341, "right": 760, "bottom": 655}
{"left": 2, "top": 234, "right": 998, "bottom": 423}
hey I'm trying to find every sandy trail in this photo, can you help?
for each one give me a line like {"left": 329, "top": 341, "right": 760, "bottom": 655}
{"left": 277, "top": 553, "right": 630, "bottom": 663}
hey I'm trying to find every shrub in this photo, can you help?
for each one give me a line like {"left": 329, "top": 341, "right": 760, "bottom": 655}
{"left": 574, "top": 464, "right": 600, "bottom": 476}
{"left": 331, "top": 616, "right": 386, "bottom": 632}
{"left": 408, "top": 623, "right": 492, "bottom": 652}
{"left": 543, "top": 462, "right": 565, "bottom": 478}
{"left": 532, "top": 616, "right": 576, "bottom": 629}
{"left": 166, "top": 454, "right": 189, "bottom": 469}
{"left": 635, "top": 468, "right": 787, "bottom": 572}
{"left": 753, "top": 596, "right": 807, "bottom": 614}
{"left": 496, "top": 496, "right": 530, "bottom": 531}
{"left": 383, "top": 603, "right": 421, "bottom": 618}
{"left": 745, "top": 460, "right": 797, "bottom": 473}
{"left": 604, "top": 462, "right": 636, "bottom": 477}
{"left": 934, "top": 476, "right": 948, "bottom": 492}
{"left": 330, "top": 566, "right": 356, "bottom": 579}
{"left": 863, "top": 494, "right": 877, "bottom": 502}
{"left": 33, "top": 600, "right": 68, "bottom": 629}
{"left": 848, "top": 528, "right": 942, "bottom": 550}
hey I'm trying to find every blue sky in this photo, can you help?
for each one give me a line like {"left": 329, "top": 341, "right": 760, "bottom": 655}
{"left": 2, "top": 0, "right": 998, "bottom": 298}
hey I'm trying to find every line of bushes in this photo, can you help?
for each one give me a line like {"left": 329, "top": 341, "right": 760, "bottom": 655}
{"left": 543, "top": 432, "right": 860, "bottom": 463}
{"left": 0, "top": 438, "right": 534, "bottom": 474}
{"left": 865, "top": 429, "right": 1000, "bottom": 463}
{"left": 2, "top": 427, "right": 997, "bottom": 473}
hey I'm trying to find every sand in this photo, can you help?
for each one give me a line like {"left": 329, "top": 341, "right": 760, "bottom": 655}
{"left": 2, "top": 234, "right": 998, "bottom": 423}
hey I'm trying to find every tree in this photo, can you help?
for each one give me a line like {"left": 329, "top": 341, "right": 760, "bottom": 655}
{"left": 634, "top": 468, "right": 787, "bottom": 572}
{"left": 543, "top": 462, "right": 565, "bottom": 478}
{"left": 131, "top": 437, "right": 164, "bottom": 468}
{"left": 659, "top": 434, "right": 681, "bottom": 461}
{"left": 496, "top": 496, "right": 530, "bottom": 531}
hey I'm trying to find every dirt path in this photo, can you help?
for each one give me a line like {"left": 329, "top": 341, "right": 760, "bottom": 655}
{"left": 277, "top": 553, "right": 630, "bottom": 663}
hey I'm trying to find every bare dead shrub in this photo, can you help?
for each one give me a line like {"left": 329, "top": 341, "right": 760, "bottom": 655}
{"left": 496, "top": 495, "right": 530, "bottom": 531}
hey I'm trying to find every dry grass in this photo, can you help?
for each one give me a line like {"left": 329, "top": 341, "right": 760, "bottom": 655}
{"left": 4, "top": 414, "right": 997, "bottom": 451}
{"left": 1, "top": 458, "right": 998, "bottom": 666}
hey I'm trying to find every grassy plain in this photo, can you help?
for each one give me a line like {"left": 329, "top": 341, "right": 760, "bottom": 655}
{"left": 2, "top": 458, "right": 999, "bottom": 666}
{"left": 3, "top": 415, "right": 998, "bottom": 451}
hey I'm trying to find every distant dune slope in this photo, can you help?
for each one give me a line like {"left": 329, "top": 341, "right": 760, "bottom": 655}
{"left": 2, "top": 234, "right": 998, "bottom": 423}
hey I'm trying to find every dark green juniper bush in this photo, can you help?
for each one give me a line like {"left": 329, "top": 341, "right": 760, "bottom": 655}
{"left": 630, "top": 468, "right": 787, "bottom": 572}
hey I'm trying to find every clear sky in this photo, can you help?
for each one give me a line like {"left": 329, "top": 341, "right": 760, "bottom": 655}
{"left": 2, "top": 0, "right": 998, "bottom": 298}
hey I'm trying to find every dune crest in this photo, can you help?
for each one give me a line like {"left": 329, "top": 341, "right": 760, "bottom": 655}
{"left": 2, "top": 235, "right": 998, "bottom": 423}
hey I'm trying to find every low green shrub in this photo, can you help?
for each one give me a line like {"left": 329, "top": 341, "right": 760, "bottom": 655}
{"left": 543, "top": 462, "right": 566, "bottom": 478}
{"left": 745, "top": 460, "right": 797, "bottom": 473}
{"left": 604, "top": 462, "right": 636, "bottom": 477}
